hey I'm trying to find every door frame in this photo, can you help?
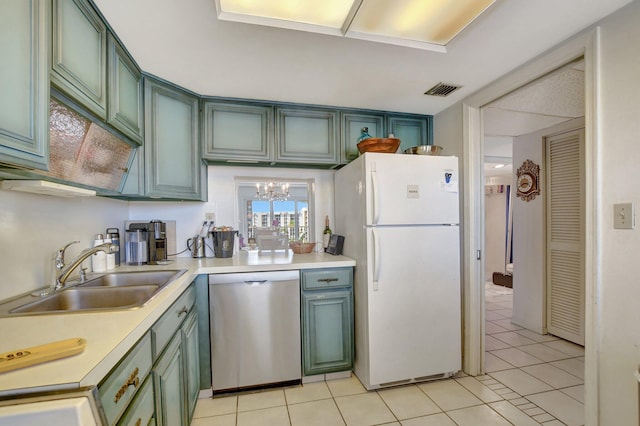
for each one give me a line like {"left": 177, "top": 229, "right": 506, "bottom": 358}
{"left": 461, "top": 28, "right": 600, "bottom": 424}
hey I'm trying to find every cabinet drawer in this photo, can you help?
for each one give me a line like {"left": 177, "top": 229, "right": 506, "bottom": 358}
{"left": 151, "top": 286, "right": 195, "bottom": 359}
{"left": 116, "top": 374, "right": 154, "bottom": 426}
{"left": 301, "top": 267, "right": 353, "bottom": 291}
{"left": 99, "top": 333, "right": 152, "bottom": 425}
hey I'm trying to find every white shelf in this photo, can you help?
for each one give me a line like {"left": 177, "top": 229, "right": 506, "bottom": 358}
{"left": 1, "top": 180, "right": 96, "bottom": 198}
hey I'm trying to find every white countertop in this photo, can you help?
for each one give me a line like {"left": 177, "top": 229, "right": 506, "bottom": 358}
{"left": 0, "top": 251, "right": 355, "bottom": 397}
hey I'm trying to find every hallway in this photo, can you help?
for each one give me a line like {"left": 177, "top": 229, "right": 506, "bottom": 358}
{"left": 484, "top": 282, "right": 585, "bottom": 425}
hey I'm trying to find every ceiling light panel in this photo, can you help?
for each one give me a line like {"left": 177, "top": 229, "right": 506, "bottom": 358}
{"left": 217, "top": 0, "right": 355, "bottom": 30}
{"left": 215, "top": 0, "right": 496, "bottom": 51}
{"left": 348, "top": 0, "right": 496, "bottom": 46}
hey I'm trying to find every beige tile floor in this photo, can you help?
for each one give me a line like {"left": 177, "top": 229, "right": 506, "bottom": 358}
{"left": 193, "top": 282, "right": 585, "bottom": 425}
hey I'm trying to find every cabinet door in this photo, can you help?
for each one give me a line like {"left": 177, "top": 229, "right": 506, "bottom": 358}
{"left": 108, "top": 33, "right": 143, "bottom": 144}
{"left": 203, "top": 101, "right": 273, "bottom": 162}
{"left": 120, "top": 147, "right": 144, "bottom": 196}
{"left": 154, "top": 334, "right": 185, "bottom": 426}
{"left": 116, "top": 375, "right": 154, "bottom": 426}
{"left": 182, "top": 309, "right": 200, "bottom": 422}
{"left": 302, "top": 289, "right": 353, "bottom": 376}
{"left": 0, "top": 0, "right": 49, "bottom": 170}
{"left": 275, "top": 107, "right": 339, "bottom": 164}
{"left": 99, "top": 333, "right": 153, "bottom": 426}
{"left": 51, "top": 0, "right": 107, "bottom": 118}
{"left": 387, "top": 115, "right": 431, "bottom": 153}
{"left": 341, "top": 112, "right": 385, "bottom": 163}
{"left": 144, "top": 78, "right": 204, "bottom": 200}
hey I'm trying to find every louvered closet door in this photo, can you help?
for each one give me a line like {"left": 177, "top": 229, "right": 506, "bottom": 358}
{"left": 546, "top": 129, "right": 585, "bottom": 345}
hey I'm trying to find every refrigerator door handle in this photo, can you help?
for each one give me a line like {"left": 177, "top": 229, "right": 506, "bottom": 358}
{"left": 372, "top": 228, "right": 380, "bottom": 290}
{"left": 371, "top": 170, "right": 380, "bottom": 225}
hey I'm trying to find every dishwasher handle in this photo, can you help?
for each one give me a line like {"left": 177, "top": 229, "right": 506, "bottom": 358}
{"left": 244, "top": 280, "right": 269, "bottom": 286}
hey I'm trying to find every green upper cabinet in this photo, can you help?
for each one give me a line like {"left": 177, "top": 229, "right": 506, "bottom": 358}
{"left": 202, "top": 101, "right": 273, "bottom": 162}
{"left": 0, "top": 0, "right": 50, "bottom": 170}
{"left": 275, "top": 107, "right": 339, "bottom": 165}
{"left": 107, "top": 33, "right": 143, "bottom": 145}
{"left": 341, "top": 112, "right": 385, "bottom": 164}
{"left": 120, "top": 146, "right": 144, "bottom": 196}
{"left": 51, "top": 0, "right": 107, "bottom": 119}
{"left": 144, "top": 77, "right": 205, "bottom": 201}
{"left": 387, "top": 114, "right": 433, "bottom": 153}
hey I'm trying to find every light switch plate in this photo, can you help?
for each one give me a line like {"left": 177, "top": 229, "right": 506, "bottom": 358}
{"left": 614, "top": 203, "right": 635, "bottom": 229}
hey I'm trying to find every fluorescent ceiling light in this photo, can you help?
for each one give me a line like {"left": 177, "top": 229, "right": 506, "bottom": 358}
{"left": 215, "top": 0, "right": 496, "bottom": 52}
{"left": 494, "top": 164, "right": 505, "bottom": 169}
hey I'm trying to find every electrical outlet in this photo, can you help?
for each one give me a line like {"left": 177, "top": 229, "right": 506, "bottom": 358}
{"left": 205, "top": 212, "right": 215, "bottom": 222}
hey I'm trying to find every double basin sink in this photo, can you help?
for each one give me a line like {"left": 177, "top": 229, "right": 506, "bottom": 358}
{"left": 0, "top": 270, "right": 186, "bottom": 316}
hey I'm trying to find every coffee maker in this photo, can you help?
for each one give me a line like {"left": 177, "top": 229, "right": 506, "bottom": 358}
{"left": 126, "top": 220, "right": 167, "bottom": 265}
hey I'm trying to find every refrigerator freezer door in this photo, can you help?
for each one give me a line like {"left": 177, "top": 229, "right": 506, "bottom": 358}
{"left": 366, "top": 225, "right": 461, "bottom": 387}
{"left": 364, "top": 153, "right": 459, "bottom": 226}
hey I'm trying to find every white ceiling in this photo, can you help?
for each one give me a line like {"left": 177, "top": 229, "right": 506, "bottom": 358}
{"left": 483, "top": 59, "right": 585, "bottom": 178}
{"left": 92, "top": 0, "right": 631, "bottom": 116}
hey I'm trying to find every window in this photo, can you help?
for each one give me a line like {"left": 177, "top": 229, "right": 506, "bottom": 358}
{"left": 236, "top": 178, "right": 314, "bottom": 244}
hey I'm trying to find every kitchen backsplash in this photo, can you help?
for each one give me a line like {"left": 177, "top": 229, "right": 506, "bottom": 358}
{"left": 0, "top": 189, "right": 129, "bottom": 301}
{"left": 0, "top": 165, "right": 335, "bottom": 300}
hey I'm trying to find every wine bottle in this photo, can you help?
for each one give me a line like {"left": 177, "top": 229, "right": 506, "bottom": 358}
{"left": 322, "top": 216, "right": 332, "bottom": 249}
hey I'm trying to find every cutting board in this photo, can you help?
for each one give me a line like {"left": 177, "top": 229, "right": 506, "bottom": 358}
{"left": 0, "top": 338, "right": 86, "bottom": 373}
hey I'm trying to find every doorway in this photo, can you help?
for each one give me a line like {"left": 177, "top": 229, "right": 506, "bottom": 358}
{"left": 462, "top": 29, "right": 599, "bottom": 422}
{"left": 482, "top": 58, "right": 585, "bottom": 339}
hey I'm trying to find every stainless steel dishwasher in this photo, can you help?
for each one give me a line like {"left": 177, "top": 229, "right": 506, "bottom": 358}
{"left": 209, "top": 270, "right": 301, "bottom": 393}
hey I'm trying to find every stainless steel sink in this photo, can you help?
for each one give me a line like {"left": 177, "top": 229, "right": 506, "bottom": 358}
{"left": 9, "top": 286, "right": 160, "bottom": 314}
{"left": 78, "top": 270, "right": 185, "bottom": 288}
{"left": 0, "top": 269, "right": 187, "bottom": 316}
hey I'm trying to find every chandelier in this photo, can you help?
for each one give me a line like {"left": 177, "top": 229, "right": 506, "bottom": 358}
{"left": 255, "top": 182, "right": 290, "bottom": 201}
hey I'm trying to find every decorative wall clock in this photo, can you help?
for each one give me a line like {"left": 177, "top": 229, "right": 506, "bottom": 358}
{"left": 516, "top": 159, "right": 540, "bottom": 202}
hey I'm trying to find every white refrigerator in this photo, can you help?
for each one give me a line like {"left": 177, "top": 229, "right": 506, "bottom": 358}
{"left": 334, "top": 152, "right": 461, "bottom": 390}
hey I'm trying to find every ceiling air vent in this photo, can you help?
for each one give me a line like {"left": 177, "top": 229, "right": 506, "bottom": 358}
{"left": 424, "top": 83, "right": 462, "bottom": 97}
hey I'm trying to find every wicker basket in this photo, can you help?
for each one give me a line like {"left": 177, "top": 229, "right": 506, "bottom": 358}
{"left": 289, "top": 242, "right": 317, "bottom": 254}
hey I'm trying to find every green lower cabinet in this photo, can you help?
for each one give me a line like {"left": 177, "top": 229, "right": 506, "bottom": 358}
{"left": 182, "top": 309, "right": 200, "bottom": 422}
{"left": 153, "top": 333, "right": 185, "bottom": 426}
{"left": 151, "top": 285, "right": 199, "bottom": 426}
{"left": 116, "top": 375, "right": 155, "bottom": 426}
{"left": 302, "top": 289, "right": 354, "bottom": 376}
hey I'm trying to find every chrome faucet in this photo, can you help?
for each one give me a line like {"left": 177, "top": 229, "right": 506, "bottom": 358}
{"left": 54, "top": 242, "right": 119, "bottom": 290}
{"left": 55, "top": 240, "right": 80, "bottom": 270}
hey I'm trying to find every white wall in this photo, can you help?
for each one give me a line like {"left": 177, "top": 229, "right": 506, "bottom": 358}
{"left": 484, "top": 176, "right": 511, "bottom": 281}
{"left": 597, "top": 2, "right": 640, "bottom": 423}
{"left": 511, "top": 128, "right": 546, "bottom": 333}
{"left": 0, "top": 189, "right": 129, "bottom": 300}
{"left": 126, "top": 165, "right": 336, "bottom": 256}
